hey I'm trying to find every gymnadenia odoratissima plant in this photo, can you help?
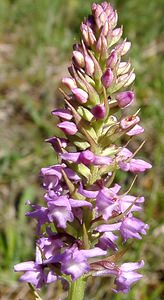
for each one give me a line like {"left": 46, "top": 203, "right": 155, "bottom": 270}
{"left": 14, "top": 2, "right": 152, "bottom": 299}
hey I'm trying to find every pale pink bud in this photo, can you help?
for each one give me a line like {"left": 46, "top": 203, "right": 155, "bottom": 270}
{"left": 121, "top": 41, "right": 131, "bottom": 55}
{"left": 101, "top": 68, "right": 113, "bottom": 88}
{"left": 88, "top": 27, "right": 96, "bottom": 46}
{"left": 99, "top": 11, "right": 107, "bottom": 25}
{"left": 102, "top": 20, "right": 109, "bottom": 37}
{"left": 85, "top": 55, "right": 95, "bottom": 76}
{"left": 101, "top": 2, "right": 108, "bottom": 10}
{"left": 101, "top": 36, "right": 108, "bottom": 58}
{"left": 96, "top": 35, "right": 102, "bottom": 53}
{"left": 116, "top": 91, "right": 135, "bottom": 108}
{"left": 51, "top": 109, "right": 72, "bottom": 120}
{"left": 117, "top": 62, "right": 131, "bottom": 75}
{"left": 111, "top": 27, "right": 123, "bottom": 45}
{"left": 91, "top": 105, "right": 106, "bottom": 119}
{"left": 104, "top": 4, "right": 114, "bottom": 17}
{"left": 115, "top": 40, "right": 131, "bottom": 56}
{"left": 108, "top": 10, "right": 118, "bottom": 28}
{"left": 57, "top": 121, "right": 78, "bottom": 135}
{"left": 124, "top": 73, "right": 136, "bottom": 87}
{"left": 62, "top": 77, "right": 77, "bottom": 90}
{"left": 107, "top": 51, "right": 118, "bottom": 68}
{"left": 72, "top": 88, "right": 88, "bottom": 104}
{"left": 73, "top": 51, "right": 85, "bottom": 68}
{"left": 92, "top": 4, "right": 103, "bottom": 18}
{"left": 81, "top": 24, "right": 89, "bottom": 46}
{"left": 117, "top": 72, "right": 135, "bottom": 87}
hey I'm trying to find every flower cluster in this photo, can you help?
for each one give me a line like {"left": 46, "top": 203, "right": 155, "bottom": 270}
{"left": 14, "top": 1, "right": 151, "bottom": 295}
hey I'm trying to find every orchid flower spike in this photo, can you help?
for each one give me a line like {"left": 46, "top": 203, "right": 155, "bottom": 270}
{"left": 15, "top": 2, "right": 151, "bottom": 299}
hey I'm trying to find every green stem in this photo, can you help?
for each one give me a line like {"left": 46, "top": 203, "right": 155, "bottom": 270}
{"left": 68, "top": 277, "right": 87, "bottom": 300}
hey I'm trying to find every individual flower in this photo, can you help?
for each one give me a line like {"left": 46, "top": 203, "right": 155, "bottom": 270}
{"left": 120, "top": 214, "right": 149, "bottom": 242}
{"left": 14, "top": 247, "right": 57, "bottom": 288}
{"left": 114, "top": 260, "right": 144, "bottom": 293}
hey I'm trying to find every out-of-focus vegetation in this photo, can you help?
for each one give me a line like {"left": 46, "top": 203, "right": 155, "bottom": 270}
{"left": 0, "top": 0, "right": 164, "bottom": 299}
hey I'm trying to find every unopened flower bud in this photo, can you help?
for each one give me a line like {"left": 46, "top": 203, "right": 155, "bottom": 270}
{"left": 85, "top": 55, "right": 95, "bottom": 76}
{"left": 92, "top": 4, "right": 103, "bottom": 18}
{"left": 120, "top": 41, "right": 131, "bottom": 56}
{"left": 73, "top": 51, "right": 85, "bottom": 68}
{"left": 92, "top": 104, "right": 106, "bottom": 119}
{"left": 117, "top": 72, "right": 135, "bottom": 88}
{"left": 110, "top": 27, "right": 123, "bottom": 45}
{"left": 57, "top": 121, "right": 78, "bottom": 135}
{"left": 62, "top": 77, "right": 77, "bottom": 89}
{"left": 51, "top": 109, "right": 72, "bottom": 120}
{"left": 124, "top": 72, "right": 135, "bottom": 87}
{"left": 72, "top": 88, "right": 88, "bottom": 104}
{"left": 88, "top": 27, "right": 96, "bottom": 46}
{"left": 104, "top": 3, "right": 114, "bottom": 17}
{"left": 102, "top": 20, "right": 109, "bottom": 36}
{"left": 115, "top": 40, "right": 131, "bottom": 56}
{"left": 117, "top": 62, "right": 131, "bottom": 75}
{"left": 108, "top": 10, "right": 118, "bottom": 28}
{"left": 99, "top": 11, "right": 107, "bottom": 26}
{"left": 81, "top": 23, "right": 89, "bottom": 46}
{"left": 107, "top": 51, "right": 118, "bottom": 68}
{"left": 101, "top": 68, "right": 113, "bottom": 88}
{"left": 116, "top": 91, "right": 135, "bottom": 108}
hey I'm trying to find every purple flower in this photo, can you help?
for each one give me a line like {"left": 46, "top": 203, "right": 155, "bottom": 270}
{"left": 37, "top": 236, "right": 63, "bottom": 259}
{"left": 60, "top": 247, "right": 90, "bottom": 280}
{"left": 41, "top": 165, "right": 63, "bottom": 190}
{"left": 96, "top": 184, "right": 121, "bottom": 220}
{"left": 60, "top": 246, "right": 106, "bottom": 280}
{"left": 26, "top": 203, "right": 49, "bottom": 233}
{"left": 41, "top": 164, "right": 80, "bottom": 195}
{"left": 120, "top": 214, "right": 149, "bottom": 241}
{"left": 96, "top": 231, "right": 118, "bottom": 251}
{"left": 119, "top": 195, "right": 144, "bottom": 213}
{"left": 119, "top": 158, "right": 152, "bottom": 173}
{"left": 61, "top": 150, "right": 113, "bottom": 166}
{"left": 114, "top": 260, "right": 144, "bottom": 293}
{"left": 14, "top": 247, "right": 57, "bottom": 288}
{"left": 47, "top": 196, "right": 74, "bottom": 228}
{"left": 46, "top": 194, "right": 92, "bottom": 228}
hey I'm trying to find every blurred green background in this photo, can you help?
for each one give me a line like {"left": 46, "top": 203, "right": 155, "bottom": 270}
{"left": 0, "top": 0, "right": 164, "bottom": 299}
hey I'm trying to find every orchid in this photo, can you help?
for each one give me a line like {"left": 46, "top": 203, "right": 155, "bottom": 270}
{"left": 14, "top": 2, "right": 151, "bottom": 299}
